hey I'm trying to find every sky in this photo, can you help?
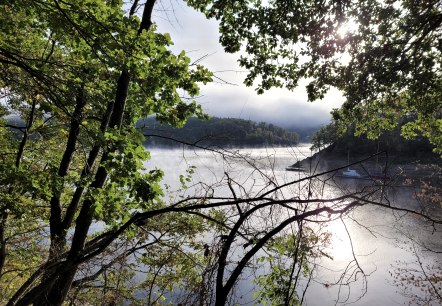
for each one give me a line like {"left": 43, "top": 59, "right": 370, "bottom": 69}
{"left": 154, "top": 0, "right": 344, "bottom": 129}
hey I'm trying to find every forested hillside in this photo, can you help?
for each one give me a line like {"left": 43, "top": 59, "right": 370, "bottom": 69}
{"left": 311, "top": 119, "right": 438, "bottom": 161}
{"left": 137, "top": 117, "right": 299, "bottom": 147}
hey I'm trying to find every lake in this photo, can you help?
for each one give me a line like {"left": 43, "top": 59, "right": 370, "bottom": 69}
{"left": 144, "top": 145, "right": 442, "bottom": 305}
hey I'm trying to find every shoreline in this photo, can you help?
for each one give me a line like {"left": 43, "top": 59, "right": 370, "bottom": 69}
{"left": 290, "top": 145, "right": 442, "bottom": 185}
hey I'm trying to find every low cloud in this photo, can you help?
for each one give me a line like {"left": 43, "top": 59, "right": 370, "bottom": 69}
{"left": 156, "top": 1, "right": 344, "bottom": 129}
{"left": 200, "top": 94, "right": 332, "bottom": 129}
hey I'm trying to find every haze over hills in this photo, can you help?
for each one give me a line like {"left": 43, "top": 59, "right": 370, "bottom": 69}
{"left": 137, "top": 117, "right": 305, "bottom": 148}
{"left": 4, "top": 115, "right": 317, "bottom": 145}
{"left": 286, "top": 126, "right": 320, "bottom": 142}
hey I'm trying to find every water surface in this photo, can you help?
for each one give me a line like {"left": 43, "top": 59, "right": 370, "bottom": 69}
{"left": 143, "top": 146, "right": 442, "bottom": 305}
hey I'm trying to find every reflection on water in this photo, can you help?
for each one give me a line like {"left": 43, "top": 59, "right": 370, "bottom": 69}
{"left": 143, "top": 146, "right": 441, "bottom": 305}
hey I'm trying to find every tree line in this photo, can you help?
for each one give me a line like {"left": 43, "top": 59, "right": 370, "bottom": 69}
{"left": 138, "top": 116, "right": 299, "bottom": 147}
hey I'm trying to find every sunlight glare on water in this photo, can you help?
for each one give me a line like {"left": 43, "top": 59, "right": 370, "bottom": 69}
{"left": 143, "top": 146, "right": 442, "bottom": 305}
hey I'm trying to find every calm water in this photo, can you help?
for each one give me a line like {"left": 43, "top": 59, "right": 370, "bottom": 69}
{"left": 144, "top": 146, "right": 442, "bottom": 305}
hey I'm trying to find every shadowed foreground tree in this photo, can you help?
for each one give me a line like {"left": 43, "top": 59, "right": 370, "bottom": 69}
{"left": 1, "top": 0, "right": 211, "bottom": 304}
{"left": 0, "top": 1, "right": 441, "bottom": 306}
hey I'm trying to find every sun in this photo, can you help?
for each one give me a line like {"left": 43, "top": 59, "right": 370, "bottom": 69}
{"left": 336, "top": 20, "right": 359, "bottom": 39}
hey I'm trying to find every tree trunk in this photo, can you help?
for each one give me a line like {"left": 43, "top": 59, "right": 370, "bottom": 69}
{"left": 0, "top": 211, "right": 7, "bottom": 277}
{"left": 34, "top": 67, "right": 132, "bottom": 306}
{"left": 0, "top": 98, "right": 36, "bottom": 277}
{"left": 49, "top": 86, "right": 86, "bottom": 257}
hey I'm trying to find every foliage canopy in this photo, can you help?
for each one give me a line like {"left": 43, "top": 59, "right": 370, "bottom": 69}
{"left": 186, "top": 0, "right": 442, "bottom": 153}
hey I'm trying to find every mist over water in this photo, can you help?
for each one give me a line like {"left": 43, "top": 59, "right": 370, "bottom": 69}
{"left": 142, "top": 146, "right": 442, "bottom": 305}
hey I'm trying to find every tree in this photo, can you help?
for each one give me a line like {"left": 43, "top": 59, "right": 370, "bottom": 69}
{"left": 185, "top": 0, "right": 442, "bottom": 153}
{"left": 1, "top": 0, "right": 211, "bottom": 304}
{"left": 310, "top": 122, "right": 338, "bottom": 151}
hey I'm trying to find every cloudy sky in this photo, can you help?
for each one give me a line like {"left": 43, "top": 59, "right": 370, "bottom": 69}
{"left": 154, "top": 0, "right": 344, "bottom": 129}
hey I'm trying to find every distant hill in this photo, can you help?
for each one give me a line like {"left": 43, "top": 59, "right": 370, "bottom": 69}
{"left": 330, "top": 130, "right": 438, "bottom": 161}
{"left": 137, "top": 117, "right": 299, "bottom": 148}
{"left": 311, "top": 120, "right": 439, "bottom": 162}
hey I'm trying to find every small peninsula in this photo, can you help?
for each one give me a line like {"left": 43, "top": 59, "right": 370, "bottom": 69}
{"left": 292, "top": 123, "right": 440, "bottom": 186}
